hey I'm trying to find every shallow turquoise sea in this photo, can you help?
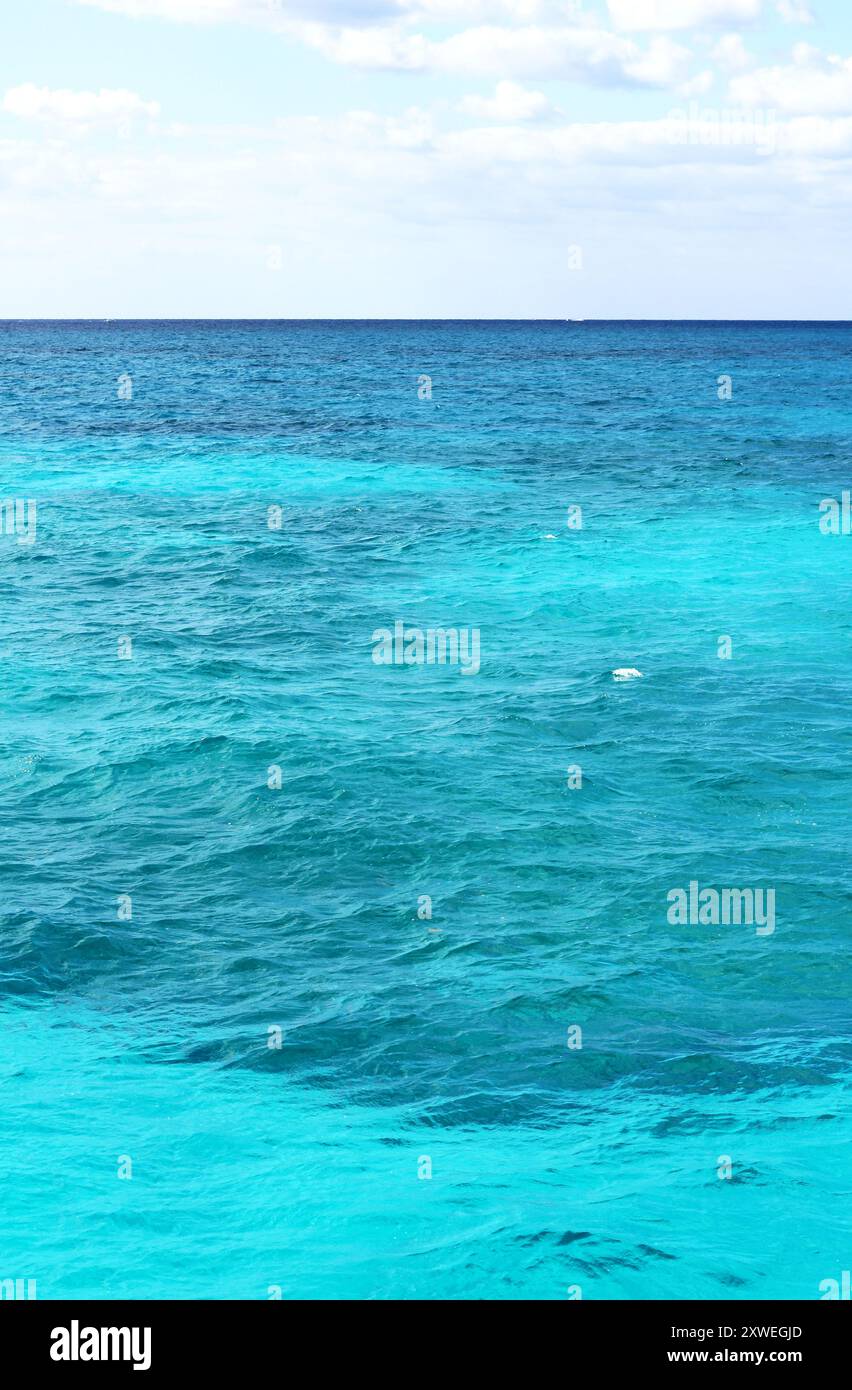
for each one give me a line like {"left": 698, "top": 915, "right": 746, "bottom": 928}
{"left": 1, "top": 321, "right": 851, "bottom": 1300}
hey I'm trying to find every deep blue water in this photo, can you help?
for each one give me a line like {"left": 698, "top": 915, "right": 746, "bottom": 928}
{"left": 1, "top": 320, "right": 851, "bottom": 1300}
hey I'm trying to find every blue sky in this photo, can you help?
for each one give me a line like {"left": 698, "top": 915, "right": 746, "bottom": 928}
{"left": 1, "top": 0, "right": 851, "bottom": 316}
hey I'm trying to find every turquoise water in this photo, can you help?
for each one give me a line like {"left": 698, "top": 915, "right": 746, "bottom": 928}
{"left": 1, "top": 320, "right": 851, "bottom": 1300}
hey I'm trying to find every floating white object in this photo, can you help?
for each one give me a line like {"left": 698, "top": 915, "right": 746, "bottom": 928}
{"left": 543, "top": 534, "right": 557, "bottom": 540}
{"left": 612, "top": 668, "right": 643, "bottom": 681}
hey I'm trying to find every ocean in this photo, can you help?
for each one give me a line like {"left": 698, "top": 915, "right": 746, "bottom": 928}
{"left": 1, "top": 320, "right": 850, "bottom": 1300}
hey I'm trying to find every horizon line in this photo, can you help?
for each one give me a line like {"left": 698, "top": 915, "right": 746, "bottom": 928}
{"left": 2, "top": 317, "right": 852, "bottom": 325}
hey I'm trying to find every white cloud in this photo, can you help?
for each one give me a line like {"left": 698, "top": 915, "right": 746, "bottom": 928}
{"left": 73, "top": 0, "right": 381, "bottom": 20}
{"left": 678, "top": 68, "right": 715, "bottom": 95}
{"left": 621, "top": 36, "right": 692, "bottom": 85}
{"left": 73, "top": 0, "right": 760, "bottom": 40}
{"left": 66, "top": 0, "right": 697, "bottom": 88}
{"left": 404, "top": 1, "right": 556, "bottom": 16}
{"left": 72, "top": 0, "right": 508, "bottom": 21}
{"left": 730, "top": 45, "right": 852, "bottom": 113}
{"left": 74, "top": 0, "right": 262, "bottom": 19}
{"left": 72, "top": 0, "right": 581, "bottom": 19}
{"left": 292, "top": 22, "right": 694, "bottom": 84}
{"left": 6, "top": 103, "right": 852, "bottom": 216}
{"left": 3, "top": 0, "right": 847, "bottom": 318}
{"left": 459, "top": 79, "right": 551, "bottom": 120}
{"left": 606, "top": 0, "right": 761, "bottom": 32}
{"left": 2, "top": 84, "right": 160, "bottom": 126}
{"left": 712, "top": 33, "right": 750, "bottom": 70}
{"left": 5, "top": 98, "right": 852, "bottom": 317}
{"left": 776, "top": 0, "right": 814, "bottom": 23}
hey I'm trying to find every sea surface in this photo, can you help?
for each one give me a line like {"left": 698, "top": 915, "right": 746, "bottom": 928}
{"left": 1, "top": 320, "right": 850, "bottom": 1300}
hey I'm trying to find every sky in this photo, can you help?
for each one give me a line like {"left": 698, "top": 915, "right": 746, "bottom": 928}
{"left": 1, "top": 0, "right": 852, "bottom": 317}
